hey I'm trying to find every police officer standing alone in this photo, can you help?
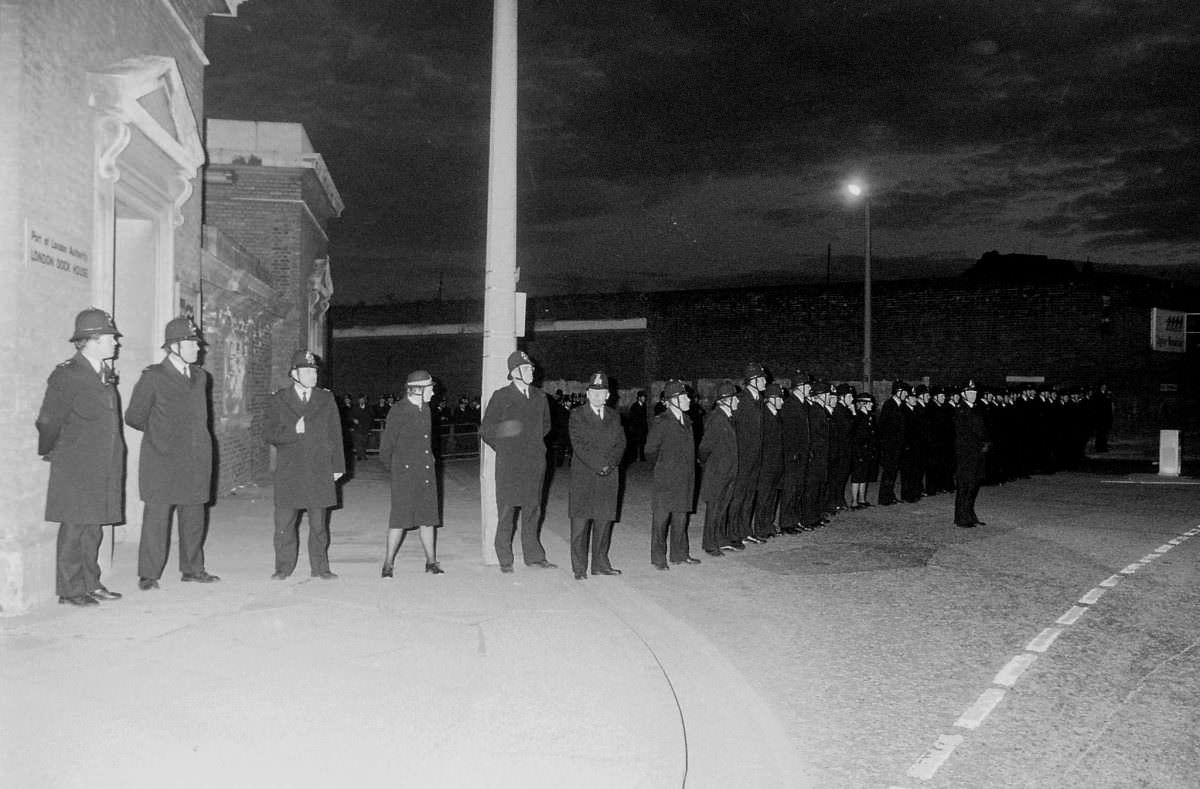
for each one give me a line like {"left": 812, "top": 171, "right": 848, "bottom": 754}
{"left": 36, "top": 309, "right": 126, "bottom": 606}
{"left": 379, "top": 370, "right": 443, "bottom": 575}
{"left": 125, "top": 316, "right": 219, "bottom": 589}
{"left": 567, "top": 372, "right": 626, "bottom": 580}
{"left": 644, "top": 380, "right": 700, "bottom": 570}
{"left": 954, "top": 380, "right": 990, "bottom": 528}
{"left": 265, "top": 350, "right": 345, "bottom": 580}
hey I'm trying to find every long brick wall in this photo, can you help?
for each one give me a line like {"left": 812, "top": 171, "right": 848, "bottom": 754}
{"left": 331, "top": 274, "right": 1199, "bottom": 432}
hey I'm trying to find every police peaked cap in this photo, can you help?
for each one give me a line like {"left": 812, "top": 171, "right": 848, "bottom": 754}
{"left": 587, "top": 371, "right": 609, "bottom": 390}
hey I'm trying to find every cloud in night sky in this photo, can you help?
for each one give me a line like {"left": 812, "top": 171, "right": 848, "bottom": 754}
{"left": 204, "top": 0, "right": 1200, "bottom": 304}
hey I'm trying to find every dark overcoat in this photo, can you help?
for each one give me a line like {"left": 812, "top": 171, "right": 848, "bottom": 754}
{"left": 828, "top": 402, "right": 855, "bottom": 479}
{"left": 779, "top": 393, "right": 810, "bottom": 487}
{"left": 732, "top": 390, "right": 764, "bottom": 482}
{"left": 758, "top": 406, "right": 784, "bottom": 493}
{"left": 644, "top": 410, "right": 695, "bottom": 512}
{"left": 877, "top": 397, "right": 906, "bottom": 462}
{"left": 954, "top": 402, "right": 990, "bottom": 483}
{"left": 568, "top": 405, "right": 625, "bottom": 520}
{"left": 806, "top": 405, "right": 831, "bottom": 480}
{"left": 480, "top": 382, "right": 551, "bottom": 507}
{"left": 36, "top": 353, "right": 126, "bottom": 523}
{"left": 379, "top": 398, "right": 440, "bottom": 529}
{"left": 265, "top": 386, "right": 345, "bottom": 509}
{"left": 125, "top": 359, "right": 213, "bottom": 505}
{"left": 698, "top": 407, "right": 738, "bottom": 502}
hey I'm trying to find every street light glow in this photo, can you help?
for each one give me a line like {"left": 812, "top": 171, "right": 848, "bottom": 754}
{"left": 847, "top": 182, "right": 863, "bottom": 197}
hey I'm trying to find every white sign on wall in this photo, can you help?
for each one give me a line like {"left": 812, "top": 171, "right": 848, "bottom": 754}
{"left": 1150, "top": 308, "right": 1186, "bottom": 353}
{"left": 26, "top": 221, "right": 90, "bottom": 283}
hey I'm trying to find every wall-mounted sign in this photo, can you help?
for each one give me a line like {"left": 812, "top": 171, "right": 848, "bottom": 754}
{"left": 1150, "top": 308, "right": 1186, "bottom": 353}
{"left": 25, "top": 221, "right": 90, "bottom": 283}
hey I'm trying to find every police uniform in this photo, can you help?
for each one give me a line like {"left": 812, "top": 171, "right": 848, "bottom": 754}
{"left": 801, "top": 382, "right": 832, "bottom": 528}
{"left": 876, "top": 381, "right": 909, "bottom": 504}
{"left": 125, "top": 316, "right": 217, "bottom": 587}
{"left": 35, "top": 309, "right": 126, "bottom": 605}
{"left": 265, "top": 350, "right": 346, "bottom": 579}
{"left": 729, "top": 363, "right": 767, "bottom": 544}
{"left": 698, "top": 384, "right": 739, "bottom": 555}
{"left": 567, "top": 372, "right": 626, "bottom": 578}
{"left": 379, "top": 382, "right": 441, "bottom": 530}
{"left": 480, "top": 350, "right": 554, "bottom": 570}
{"left": 777, "top": 374, "right": 811, "bottom": 533}
{"left": 645, "top": 380, "right": 698, "bottom": 568}
{"left": 954, "top": 380, "right": 990, "bottom": 527}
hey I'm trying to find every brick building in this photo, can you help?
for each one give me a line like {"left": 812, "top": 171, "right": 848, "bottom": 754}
{"left": 0, "top": 3, "right": 342, "bottom": 614}
{"left": 202, "top": 119, "right": 344, "bottom": 492}
{"left": 330, "top": 265, "right": 1199, "bottom": 431}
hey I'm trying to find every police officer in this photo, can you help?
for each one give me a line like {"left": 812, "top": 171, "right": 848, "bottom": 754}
{"left": 480, "top": 350, "right": 557, "bottom": 573}
{"left": 379, "top": 370, "right": 443, "bottom": 575}
{"left": 265, "top": 350, "right": 345, "bottom": 580}
{"left": 567, "top": 372, "right": 626, "bottom": 579}
{"left": 801, "top": 381, "right": 832, "bottom": 529}
{"left": 644, "top": 380, "right": 700, "bottom": 569}
{"left": 126, "top": 316, "right": 219, "bottom": 589}
{"left": 730, "top": 363, "right": 767, "bottom": 546}
{"left": 777, "top": 373, "right": 811, "bottom": 534}
{"left": 877, "top": 380, "right": 909, "bottom": 505}
{"left": 754, "top": 382, "right": 786, "bottom": 539}
{"left": 36, "top": 308, "right": 126, "bottom": 606}
{"left": 698, "top": 383, "right": 739, "bottom": 556}
{"left": 954, "top": 380, "right": 990, "bottom": 528}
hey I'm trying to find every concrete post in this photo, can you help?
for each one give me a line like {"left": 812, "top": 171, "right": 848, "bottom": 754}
{"left": 480, "top": 0, "right": 519, "bottom": 564}
{"left": 1158, "top": 429, "right": 1181, "bottom": 476}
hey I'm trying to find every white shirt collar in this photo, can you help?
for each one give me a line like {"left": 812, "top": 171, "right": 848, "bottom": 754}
{"left": 168, "top": 355, "right": 189, "bottom": 376}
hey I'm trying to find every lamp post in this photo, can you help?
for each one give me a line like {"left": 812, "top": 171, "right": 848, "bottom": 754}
{"left": 846, "top": 181, "right": 871, "bottom": 391}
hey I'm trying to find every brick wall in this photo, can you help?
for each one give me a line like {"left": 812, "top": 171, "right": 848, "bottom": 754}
{"left": 331, "top": 275, "right": 1200, "bottom": 435}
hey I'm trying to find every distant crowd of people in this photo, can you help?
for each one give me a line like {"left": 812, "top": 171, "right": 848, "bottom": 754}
{"left": 336, "top": 391, "right": 481, "bottom": 461}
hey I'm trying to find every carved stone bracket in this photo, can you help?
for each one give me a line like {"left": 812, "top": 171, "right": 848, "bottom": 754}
{"left": 95, "top": 110, "right": 132, "bottom": 183}
{"left": 171, "top": 170, "right": 194, "bottom": 227}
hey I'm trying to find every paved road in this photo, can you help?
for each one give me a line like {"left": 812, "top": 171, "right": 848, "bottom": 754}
{"left": 550, "top": 459, "right": 1200, "bottom": 788}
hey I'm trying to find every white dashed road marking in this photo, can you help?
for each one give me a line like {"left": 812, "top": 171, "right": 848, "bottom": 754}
{"left": 954, "top": 688, "right": 1006, "bottom": 730}
{"left": 894, "top": 523, "right": 1197, "bottom": 785}
{"left": 1025, "top": 627, "right": 1062, "bottom": 653}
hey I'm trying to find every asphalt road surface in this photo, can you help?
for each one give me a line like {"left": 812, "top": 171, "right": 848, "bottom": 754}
{"left": 530, "top": 459, "right": 1200, "bottom": 788}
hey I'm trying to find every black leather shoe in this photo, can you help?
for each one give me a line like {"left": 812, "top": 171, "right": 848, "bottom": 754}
{"left": 593, "top": 567, "right": 622, "bottom": 575}
{"left": 271, "top": 572, "right": 290, "bottom": 580}
{"left": 956, "top": 522, "right": 976, "bottom": 528}
{"left": 138, "top": 578, "right": 159, "bottom": 590}
{"left": 181, "top": 571, "right": 220, "bottom": 583}
{"left": 500, "top": 565, "right": 515, "bottom": 574}
{"left": 744, "top": 535, "right": 764, "bottom": 544}
{"left": 59, "top": 595, "right": 99, "bottom": 606}
{"left": 705, "top": 549, "right": 724, "bottom": 557}
{"left": 311, "top": 570, "right": 338, "bottom": 580}
{"left": 781, "top": 526, "right": 800, "bottom": 535}
{"left": 527, "top": 560, "right": 558, "bottom": 569}
{"left": 90, "top": 587, "right": 122, "bottom": 600}
{"left": 672, "top": 557, "right": 701, "bottom": 565}
{"left": 381, "top": 564, "right": 393, "bottom": 578}
{"left": 653, "top": 563, "right": 669, "bottom": 571}
{"left": 574, "top": 572, "right": 587, "bottom": 580}
{"left": 425, "top": 562, "right": 444, "bottom": 575}
{"left": 973, "top": 521, "right": 987, "bottom": 526}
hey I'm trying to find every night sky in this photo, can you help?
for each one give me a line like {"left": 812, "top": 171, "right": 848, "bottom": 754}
{"left": 204, "top": 1, "right": 1200, "bottom": 305}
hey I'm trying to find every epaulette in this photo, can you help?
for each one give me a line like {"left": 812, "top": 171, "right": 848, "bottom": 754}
{"left": 56, "top": 358, "right": 74, "bottom": 368}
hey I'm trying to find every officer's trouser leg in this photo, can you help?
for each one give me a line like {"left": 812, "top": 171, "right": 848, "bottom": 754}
{"left": 668, "top": 512, "right": 690, "bottom": 562}
{"left": 80, "top": 523, "right": 103, "bottom": 593}
{"left": 138, "top": 502, "right": 173, "bottom": 580}
{"left": 591, "top": 519, "right": 614, "bottom": 571}
{"left": 518, "top": 503, "right": 546, "bottom": 565}
{"left": 176, "top": 504, "right": 207, "bottom": 576}
{"left": 274, "top": 508, "right": 301, "bottom": 575}
{"left": 570, "top": 517, "right": 592, "bottom": 575}
{"left": 307, "top": 507, "right": 331, "bottom": 573}
{"left": 651, "top": 508, "right": 669, "bottom": 566}
{"left": 494, "top": 505, "right": 518, "bottom": 568}
{"left": 56, "top": 523, "right": 86, "bottom": 598}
